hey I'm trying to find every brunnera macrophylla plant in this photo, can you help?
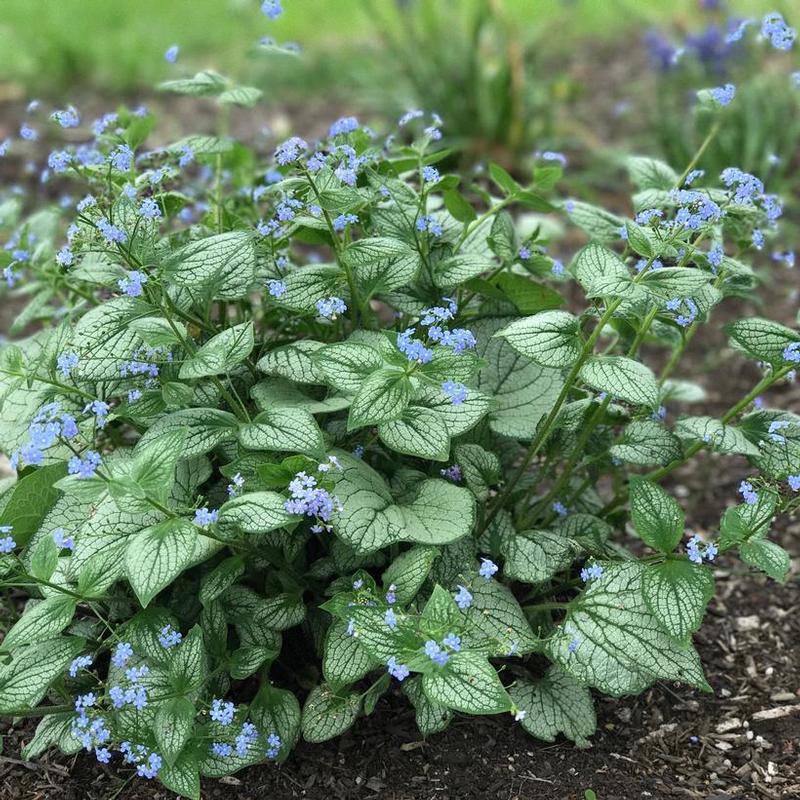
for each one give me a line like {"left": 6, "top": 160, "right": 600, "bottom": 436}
{"left": 0, "top": 73, "right": 799, "bottom": 800}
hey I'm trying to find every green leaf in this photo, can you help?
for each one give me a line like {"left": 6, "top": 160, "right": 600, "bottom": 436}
{"left": 719, "top": 491, "right": 777, "bottom": 551}
{"left": 453, "top": 443, "right": 500, "bottom": 502}
{"left": 674, "top": 416, "right": 760, "bottom": 456}
{"left": 331, "top": 454, "right": 475, "bottom": 554}
{"left": 624, "top": 220, "right": 654, "bottom": 258}
{"left": 610, "top": 420, "right": 683, "bottom": 466}
{"left": 496, "top": 311, "right": 582, "bottom": 368}
{"left": 348, "top": 369, "right": 412, "bottom": 430}
{"left": 179, "top": 322, "right": 254, "bottom": 379}
{"left": 403, "top": 676, "right": 452, "bottom": 734}
{"left": 218, "top": 492, "right": 293, "bottom": 535}
{"left": 725, "top": 318, "right": 800, "bottom": 366}
{"left": 0, "top": 637, "right": 85, "bottom": 713}
{"left": 495, "top": 273, "right": 564, "bottom": 314}
{"left": 382, "top": 545, "right": 439, "bottom": 606}
{"left": 250, "top": 683, "right": 301, "bottom": 763}
{"left": 163, "top": 232, "right": 257, "bottom": 299}
{"left": 257, "top": 340, "right": 325, "bottom": 384}
{"left": 158, "top": 70, "right": 227, "bottom": 96}
{"left": 488, "top": 211, "right": 516, "bottom": 261}
{"left": 508, "top": 666, "right": 596, "bottom": 748}
{"left": 239, "top": 407, "right": 324, "bottom": 455}
{"left": 579, "top": 356, "right": 659, "bottom": 408}
{"left": 473, "top": 317, "right": 564, "bottom": 439}
{"left": 1, "top": 596, "right": 77, "bottom": 652}
{"left": 573, "top": 244, "right": 639, "bottom": 300}
{"left": 442, "top": 190, "right": 477, "bottom": 224}
{"left": 433, "top": 253, "right": 492, "bottom": 287}
{"left": 199, "top": 556, "right": 245, "bottom": 606}
{"left": 642, "top": 560, "right": 714, "bottom": 642}
{"left": 21, "top": 712, "right": 82, "bottom": 759}
{"left": 625, "top": 156, "right": 678, "bottom": 191}
{"left": 566, "top": 202, "right": 626, "bottom": 245}
{"left": 72, "top": 297, "right": 152, "bottom": 381}
{"left": 462, "top": 578, "right": 538, "bottom": 655}
{"left": 740, "top": 537, "right": 790, "bottom": 582}
{"left": 546, "top": 562, "right": 709, "bottom": 696}
{"left": 639, "top": 267, "right": 711, "bottom": 298}
{"left": 159, "top": 751, "right": 201, "bottom": 800}
{"left": 301, "top": 684, "right": 361, "bottom": 743}
{"left": 629, "top": 477, "right": 684, "bottom": 553}
{"left": 502, "top": 529, "right": 576, "bottom": 583}
{"left": 422, "top": 651, "right": 512, "bottom": 714}
{"left": 0, "top": 462, "right": 66, "bottom": 549}
{"left": 323, "top": 618, "right": 378, "bottom": 684}
{"left": 218, "top": 85, "right": 262, "bottom": 107}
{"left": 169, "top": 626, "right": 208, "bottom": 696}
{"left": 124, "top": 518, "right": 205, "bottom": 607}
{"left": 314, "top": 341, "right": 383, "bottom": 393}
{"left": 155, "top": 696, "right": 196, "bottom": 766}
{"left": 488, "top": 162, "right": 520, "bottom": 196}
{"left": 138, "top": 408, "right": 239, "bottom": 459}
{"left": 280, "top": 264, "right": 346, "bottom": 312}
{"left": 378, "top": 407, "right": 450, "bottom": 461}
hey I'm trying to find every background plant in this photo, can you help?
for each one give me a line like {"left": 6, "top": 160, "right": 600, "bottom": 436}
{"left": 0, "top": 6, "right": 799, "bottom": 800}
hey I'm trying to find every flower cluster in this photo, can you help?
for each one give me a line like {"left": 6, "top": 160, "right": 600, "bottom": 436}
{"left": 9, "top": 401, "right": 79, "bottom": 470}
{"left": 284, "top": 461, "right": 343, "bottom": 533}
{"left": 686, "top": 534, "right": 718, "bottom": 564}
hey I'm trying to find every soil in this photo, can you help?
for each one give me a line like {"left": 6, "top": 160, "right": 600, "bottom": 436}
{"left": 1, "top": 74, "right": 800, "bottom": 800}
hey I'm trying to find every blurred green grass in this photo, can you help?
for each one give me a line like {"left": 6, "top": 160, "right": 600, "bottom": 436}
{"left": 0, "top": 0, "right": 785, "bottom": 97}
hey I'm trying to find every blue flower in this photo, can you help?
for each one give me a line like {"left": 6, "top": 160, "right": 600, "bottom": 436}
{"left": 332, "top": 213, "right": 358, "bottom": 232}
{"left": 329, "top": 116, "right": 359, "bottom": 136}
{"left": 97, "top": 219, "right": 127, "bottom": 244}
{"left": 53, "top": 527, "right": 75, "bottom": 551}
{"left": 442, "top": 633, "right": 461, "bottom": 651}
{"left": 210, "top": 698, "right": 236, "bottom": 725}
{"left": 261, "top": 0, "right": 283, "bottom": 19}
{"left": 48, "top": 150, "right": 72, "bottom": 173}
{"left": 118, "top": 270, "right": 147, "bottom": 297}
{"left": 422, "top": 165, "right": 440, "bottom": 183}
{"left": 397, "top": 328, "right": 433, "bottom": 364}
{"left": 783, "top": 342, "right": 800, "bottom": 363}
{"left": 158, "top": 624, "right": 182, "bottom": 649}
{"left": 110, "top": 144, "right": 134, "bottom": 171}
{"left": 440, "top": 464, "right": 462, "bottom": 482}
{"left": 424, "top": 640, "right": 450, "bottom": 666}
{"left": 684, "top": 169, "right": 705, "bottom": 186}
{"left": 275, "top": 136, "right": 307, "bottom": 165}
{"left": 195, "top": 507, "right": 219, "bottom": 527}
{"left": 788, "top": 475, "right": 800, "bottom": 491}
{"left": 51, "top": 106, "right": 80, "bottom": 128}
{"left": 164, "top": 45, "right": 179, "bottom": 63}
{"left": 761, "top": 12, "right": 796, "bottom": 50}
{"left": 518, "top": 246, "right": 531, "bottom": 260}
{"left": 708, "top": 83, "right": 736, "bottom": 106}
{"left": 266, "top": 732, "right": 282, "bottom": 760}
{"left": 738, "top": 480, "right": 759, "bottom": 505}
{"left": 112, "top": 642, "right": 134, "bottom": 668}
{"left": 454, "top": 585, "right": 472, "bottom": 609}
{"left": 384, "top": 608, "right": 398, "bottom": 630}
{"left": 57, "top": 352, "right": 79, "bottom": 378}
{"left": 67, "top": 450, "right": 102, "bottom": 479}
{"left": 387, "top": 656, "right": 410, "bottom": 681}
{"left": 441, "top": 380, "right": 467, "bottom": 405}
{"left": 539, "top": 150, "right": 567, "bottom": 166}
{"left": 0, "top": 530, "right": 16, "bottom": 554}
{"left": 316, "top": 296, "right": 347, "bottom": 319}
{"left": 138, "top": 198, "right": 161, "bottom": 219}
{"left": 580, "top": 563, "right": 604, "bottom": 582}
{"left": 552, "top": 501, "right": 568, "bottom": 517}
{"left": 19, "top": 124, "right": 38, "bottom": 141}
{"left": 56, "top": 246, "right": 74, "bottom": 267}
{"left": 211, "top": 742, "right": 232, "bottom": 757}
{"left": 479, "top": 557, "right": 498, "bottom": 580}
{"left": 235, "top": 722, "right": 259, "bottom": 756}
